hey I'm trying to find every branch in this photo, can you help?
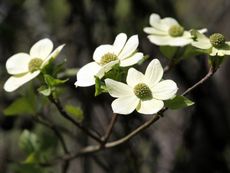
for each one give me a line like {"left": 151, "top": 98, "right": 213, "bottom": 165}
{"left": 101, "top": 113, "right": 118, "bottom": 144}
{"left": 32, "top": 116, "right": 70, "bottom": 173}
{"left": 60, "top": 114, "right": 161, "bottom": 161}
{"left": 46, "top": 65, "right": 216, "bottom": 164}
{"left": 48, "top": 95, "right": 102, "bottom": 143}
{"left": 33, "top": 116, "right": 69, "bottom": 154}
{"left": 182, "top": 66, "right": 214, "bottom": 96}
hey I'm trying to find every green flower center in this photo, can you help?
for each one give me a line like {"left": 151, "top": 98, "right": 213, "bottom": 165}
{"left": 28, "top": 58, "right": 43, "bottom": 72}
{"left": 209, "top": 33, "right": 225, "bottom": 48}
{"left": 100, "top": 53, "right": 117, "bottom": 66}
{"left": 168, "top": 25, "right": 184, "bottom": 37}
{"left": 134, "top": 83, "right": 152, "bottom": 100}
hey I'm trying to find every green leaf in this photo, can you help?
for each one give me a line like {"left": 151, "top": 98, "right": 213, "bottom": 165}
{"left": 24, "top": 153, "right": 40, "bottom": 163}
{"left": 65, "top": 104, "right": 84, "bottom": 122}
{"left": 182, "top": 45, "right": 203, "bottom": 58}
{"left": 37, "top": 85, "right": 51, "bottom": 96}
{"left": 95, "top": 76, "right": 107, "bottom": 96}
{"left": 44, "top": 74, "right": 68, "bottom": 87}
{"left": 19, "top": 130, "right": 41, "bottom": 154}
{"left": 164, "top": 95, "right": 194, "bottom": 109}
{"left": 160, "top": 46, "right": 178, "bottom": 59}
{"left": 4, "top": 97, "right": 35, "bottom": 116}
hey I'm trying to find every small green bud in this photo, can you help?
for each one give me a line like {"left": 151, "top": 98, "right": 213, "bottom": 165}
{"left": 168, "top": 25, "right": 184, "bottom": 37}
{"left": 28, "top": 58, "right": 43, "bottom": 72}
{"left": 209, "top": 33, "right": 225, "bottom": 48}
{"left": 100, "top": 53, "right": 117, "bottom": 66}
{"left": 134, "top": 83, "right": 152, "bottom": 100}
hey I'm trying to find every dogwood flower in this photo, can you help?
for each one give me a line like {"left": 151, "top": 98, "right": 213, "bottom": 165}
{"left": 4, "top": 38, "right": 64, "bottom": 92}
{"left": 143, "top": 13, "right": 207, "bottom": 47}
{"left": 105, "top": 59, "right": 178, "bottom": 115}
{"left": 191, "top": 32, "right": 230, "bottom": 56}
{"left": 75, "top": 33, "right": 144, "bottom": 87}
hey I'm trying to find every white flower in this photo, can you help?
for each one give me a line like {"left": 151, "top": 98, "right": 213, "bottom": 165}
{"left": 4, "top": 38, "right": 65, "bottom": 92}
{"left": 143, "top": 13, "right": 207, "bottom": 47}
{"left": 191, "top": 32, "right": 230, "bottom": 56}
{"left": 75, "top": 33, "right": 144, "bottom": 87}
{"left": 105, "top": 59, "right": 178, "bottom": 115}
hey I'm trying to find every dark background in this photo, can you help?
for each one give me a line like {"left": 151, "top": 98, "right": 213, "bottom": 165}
{"left": 0, "top": 0, "right": 230, "bottom": 173}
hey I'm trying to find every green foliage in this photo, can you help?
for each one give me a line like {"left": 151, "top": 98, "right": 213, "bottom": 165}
{"left": 65, "top": 104, "right": 84, "bottom": 122}
{"left": 182, "top": 45, "right": 203, "bottom": 58}
{"left": 209, "top": 56, "right": 225, "bottom": 70}
{"left": 44, "top": 74, "right": 68, "bottom": 87}
{"left": 160, "top": 46, "right": 178, "bottom": 59}
{"left": 19, "top": 130, "right": 41, "bottom": 155}
{"left": 19, "top": 129, "right": 58, "bottom": 164}
{"left": 37, "top": 85, "right": 51, "bottom": 96}
{"left": 164, "top": 95, "right": 194, "bottom": 109}
{"left": 95, "top": 76, "right": 107, "bottom": 96}
{"left": 4, "top": 97, "right": 35, "bottom": 116}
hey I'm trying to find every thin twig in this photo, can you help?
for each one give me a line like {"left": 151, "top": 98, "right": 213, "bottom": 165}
{"left": 33, "top": 116, "right": 69, "bottom": 153}
{"left": 182, "top": 66, "right": 214, "bottom": 96}
{"left": 101, "top": 113, "right": 118, "bottom": 144}
{"left": 48, "top": 95, "right": 102, "bottom": 143}
{"left": 32, "top": 116, "right": 70, "bottom": 173}
{"left": 44, "top": 65, "right": 217, "bottom": 165}
{"left": 58, "top": 114, "right": 161, "bottom": 161}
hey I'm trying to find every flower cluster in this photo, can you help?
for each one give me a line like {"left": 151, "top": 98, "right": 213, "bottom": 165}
{"left": 143, "top": 13, "right": 206, "bottom": 47}
{"left": 4, "top": 39, "right": 64, "bottom": 92}
{"left": 105, "top": 59, "right": 177, "bottom": 114}
{"left": 75, "top": 33, "right": 143, "bottom": 87}
{"left": 5, "top": 12, "right": 227, "bottom": 116}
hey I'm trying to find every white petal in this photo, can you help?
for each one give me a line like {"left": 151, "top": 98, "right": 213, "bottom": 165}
{"left": 111, "top": 96, "right": 139, "bottom": 115}
{"left": 149, "top": 13, "right": 161, "bottom": 27}
{"left": 198, "top": 28, "right": 208, "bottom": 34}
{"left": 4, "top": 71, "right": 40, "bottom": 92}
{"left": 120, "top": 52, "right": 143, "bottom": 67}
{"left": 75, "top": 62, "right": 101, "bottom": 87}
{"left": 118, "top": 35, "right": 139, "bottom": 59}
{"left": 42, "top": 44, "right": 65, "bottom": 67}
{"left": 93, "top": 45, "right": 114, "bottom": 63}
{"left": 126, "top": 68, "right": 144, "bottom": 87}
{"left": 113, "top": 33, "right": 127, "bottom": 55}
{"left": 210, "top": 47, "right": 219, "bottom": 56}
{"left": 144, "top": 59, "right": 163, "bottom": 88}
{"left": 105, "top": 79, "right": 133, "bottom": 98}
{"left": 96, "top": 60, "right": 119, "bottom": 78}
{"left": 160, "top": 17, "right": 179, "bottom": 31}
{"left": 136, "top": 99, "right": 164, "bottom": 114}
{"left": 192, "top": 40, "right": 212, "bottom": 50}
{"left": 191, "top": 32, "right": 211, "bottom": 49}
{"left": 143, "top": 27, "right": 167, "bottom": 35}
{"left": 147, "top": 35, "right": 171, "bottom": 46}
{"left": 148, "top": 35, "right": 191, "bottom": 47}
{"left": 167, "top": 37, "right": 192, "bottom": 46}
{"left": 6, "top": 53, "right": 30, "bottom": 75}
{"left": 30, "top": 38, "right": 53, "bottom": 60}
{"left": 151, "top": 80, "right": 178, "bottom": 100}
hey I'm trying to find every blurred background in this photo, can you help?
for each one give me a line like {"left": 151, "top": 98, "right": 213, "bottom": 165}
{"left": 0, "top": 0, "right": 230, "bottom": 173}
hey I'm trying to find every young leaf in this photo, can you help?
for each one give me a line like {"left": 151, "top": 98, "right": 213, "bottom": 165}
{"left": 44, "top": 74, "right": 68, "bottom": 87}
{"left": 164, "top": 95, "right": 194, "bottom": 109}
{"left": 160, "top": 46, "right": 178, "bottom": 59}
{"left": 37, "top": 85, "right": 51, "bottom": 96}
{"left": 95, "top": 76, "right": 107, "bottom": 96}
{"left": 65, "top": 104, "right": 84, "bottom": 122}
{"left": 19, "top": 130, "right": 41, "bottom": 154}
{"left": 4, "top": 97, "right": 35, "bottom": 116}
